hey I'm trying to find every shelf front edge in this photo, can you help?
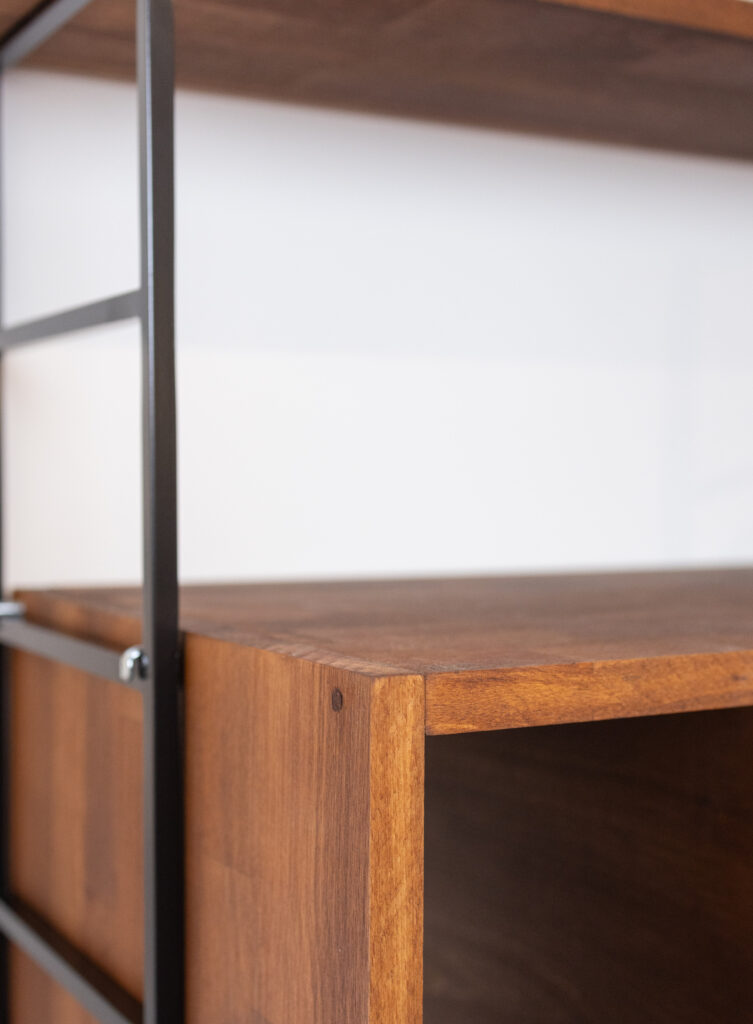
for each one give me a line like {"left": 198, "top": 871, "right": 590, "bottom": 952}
{"left": 425, "top": 649, "right": 753, "bottom": 734}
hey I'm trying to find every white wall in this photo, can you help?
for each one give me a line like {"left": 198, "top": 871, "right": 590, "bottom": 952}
{"left": 3, "top": 69, "right": 753, "bottom": 588}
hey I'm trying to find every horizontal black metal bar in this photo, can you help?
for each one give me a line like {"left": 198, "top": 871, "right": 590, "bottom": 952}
{"left": 0, "top": 291, "right": 142, "bottom": 349}
{"left": 0, "top": 0, "right": 96, "bottom": 68}
{"left": 0, "top": 896, "right": 141, "bottom": 1024}
{"left": 0, "top": 618, "right": 137, "bottom": 688}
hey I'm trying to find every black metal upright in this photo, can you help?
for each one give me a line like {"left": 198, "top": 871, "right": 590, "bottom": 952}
{"left": 0, "top": 62, "right": 9, "bottom": 1024}
{"left": 138, "top": 0, "right": 183, "bottom": 1021}
{"left": 0, "top": 0, "right": 183, "bottom": 1020}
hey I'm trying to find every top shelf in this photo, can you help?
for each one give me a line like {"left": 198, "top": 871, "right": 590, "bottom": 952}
{"left": 2, "top": 0, "right": 753, "bottom": 159}
{"left": 17, "top": 566, "right": 753, "bottom": 735}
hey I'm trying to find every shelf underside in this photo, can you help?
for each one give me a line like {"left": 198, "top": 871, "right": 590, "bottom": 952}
{"left": 1, "top": 0, "right": 753, "bottom": 159}
{"left": 19, "top": 566, "right": 753, "bottom": 734}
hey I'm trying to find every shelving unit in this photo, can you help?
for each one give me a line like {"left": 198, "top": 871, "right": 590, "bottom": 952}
{"left": 1, "top": 0, "right": 753, "bottom": 1021}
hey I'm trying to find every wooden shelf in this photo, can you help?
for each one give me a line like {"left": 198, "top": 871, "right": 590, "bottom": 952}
{"left": 19, "top": 565, "right": 753, "bottom": 734}
{"left": 2, "top": 0, "right": 753, "bottom": 159}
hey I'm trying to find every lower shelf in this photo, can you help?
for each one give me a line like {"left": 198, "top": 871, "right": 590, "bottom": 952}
{"left": 6, "top": 572, "right": 753, "bottom": 1022}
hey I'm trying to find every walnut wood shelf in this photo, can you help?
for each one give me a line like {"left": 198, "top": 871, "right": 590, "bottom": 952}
{"left": 18, "top": 565, "right": 753, "bottom": 734}
{"left": 8, "top": 567, "right": 753, "bottom": 1021}
{"left": 4, "top": 0, "right": 753, "bottom": 159}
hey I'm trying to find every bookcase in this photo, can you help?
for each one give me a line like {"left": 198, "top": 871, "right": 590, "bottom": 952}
{"left": 1, "top": 1, "right": 753, "bottom": 1022}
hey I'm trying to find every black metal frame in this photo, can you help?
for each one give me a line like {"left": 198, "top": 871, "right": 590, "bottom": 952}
{"left": 0, "top": 0, "right": 182, "bottom": 1020}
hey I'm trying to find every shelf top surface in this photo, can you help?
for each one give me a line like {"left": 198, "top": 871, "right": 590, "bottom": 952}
{"left": 20, "top": 566, "right": 753, "bottom": 674}
{"left": 19, "top": 567, "right": 753, "bottom": 732}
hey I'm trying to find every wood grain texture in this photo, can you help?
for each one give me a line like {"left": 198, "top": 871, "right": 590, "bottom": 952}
{"left": 5, "top": 0, "right": 753, "bottom": 46}
{"left": 368, "top": 674, "right": 424, "bottom": 1024}
{"left": 184, "top": 634, "right": 424, "bottom": 1024}
{"left": 425, "top": 707, "right": 753, "bottom": 1023}
{"left": 10, "top": 954, "right": 100, "bottom": 1024}
{"left": 3, "top": 0, "right": 753, "bottom": 158}
{"left": 9, "top": 589, "right": 424, "bottom": 1023}
{"left": 21, "top": 567, "right": 753, "bottom": 734}
{"left": 184, "top": 637, "right": 373, "bottom": 1023}
{"left": 9, "top": 604, "right": 142, "bottom": 1024}
{"left": 426, "top": 650, "right": 753, "bottom": 733}
{"left": 544, "top": 0, "right": 753, "bottom": 38}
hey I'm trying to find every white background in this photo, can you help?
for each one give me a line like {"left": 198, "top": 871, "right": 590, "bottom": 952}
{"left": 3, "top": 69, "right": 753, "bottom": 588}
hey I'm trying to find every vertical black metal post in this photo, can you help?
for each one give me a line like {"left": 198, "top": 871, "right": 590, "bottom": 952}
{"left": 0, "top": 366, "right": 9, "bottom": 1024}
{"left": 138, "top": 0, "right": 182, "bottom": 1022}
{"left": 0, "top": 64, "right": 10, "bottom": 1020}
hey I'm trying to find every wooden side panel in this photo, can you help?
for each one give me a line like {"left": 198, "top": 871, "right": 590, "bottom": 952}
{"left": 184, "top": 637, "right": 375, "bottom": 1023}
{"left": 185, "top": 637, "right": 424, "bottom": 1024}
{"left": 9, "top": 652, "right": 144, "bottom": 1022}
{"left": 424, "top": 707, "right": 753, "bottom": 1023}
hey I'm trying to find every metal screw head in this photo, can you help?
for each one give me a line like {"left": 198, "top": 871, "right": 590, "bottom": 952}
{"left": 119, "top": 645, "right": 149, "bottom": 683}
